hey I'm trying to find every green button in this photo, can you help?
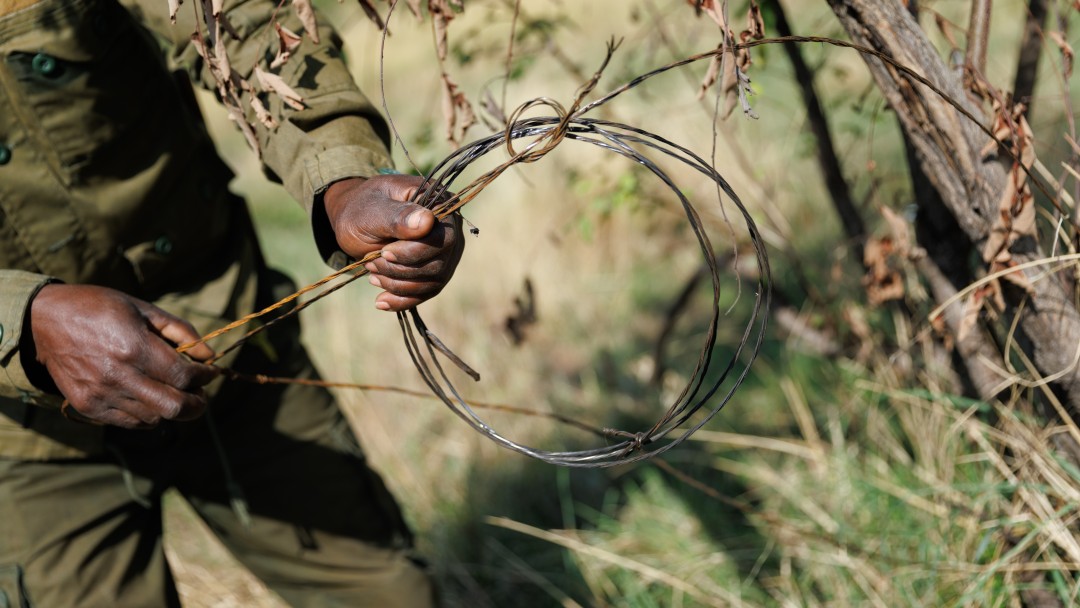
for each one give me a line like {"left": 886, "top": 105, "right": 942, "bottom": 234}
{"left": 376, "top": 167, "right": 401, "bottom": 175}
{"left": 32, "top": 53, "right": 59, "bottom": 77}
{"left": 0, "top": 144, "right": 9, "bottom": 166}
{"left": 154, "top": 236, "right": 173, "bottom": 255}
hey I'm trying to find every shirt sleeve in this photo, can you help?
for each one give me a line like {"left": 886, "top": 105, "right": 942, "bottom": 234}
{"left": 0, "top": 270, "right": 61, "bottom": 406}
{"left": 124, "top": 0, "right": 395, "bottom": 262}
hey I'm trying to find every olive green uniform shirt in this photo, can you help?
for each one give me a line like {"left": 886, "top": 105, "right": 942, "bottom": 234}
{"left": 0, "top": 0, "right": 393, "bottom": 458}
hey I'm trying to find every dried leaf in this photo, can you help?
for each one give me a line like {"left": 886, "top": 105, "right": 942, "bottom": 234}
{"left": 697, "top": 46, "right": 722, "bottom": 100}
{"left": 292, "top": 0, "right": 319, "bottom": 44}
{"left": 405, "top": 0, "right": 423, "bottom": 19}
{"left": 981, "top": 108, "right": 1037, "bottom": 266}
{"left": 1049, "top": 30, "right": 1074, "bottom": 79}
{"left": 996, "top": 259, "right": 1035, "bottom": 294}
{"left": 687, "top": 0, "right": 727, "bottom": 29}
{"left": 746, "top": 1, "right": 764, "bottom": 40}
{"left": 270, "top": 23, "right": 303, "bottom": 69}
{"left": 440, "top": 72, "right": 476, "bottom": 147}
{"left": 233, "top": 75, "right": 276, "bottom": 129}
{"left": 254, "top": 67, "right": 305, "bottom": 110}
{"left": 433, "top": 13, "right": 449, "bottom": 61}
{"left": 957, "top": 290, "right": 984, "bottom": 343}
{"left": 168, "top": 0, "right": 182, "bottom": 23}
{"left": 429, "top": 0, "right": 458, "bottom": 62}
{"left": 355, "top": 0, "right": 386, "bottom": 30}
{"left": 880, "top": 206, "right": 910, "bottom": 257}
{"left": 862, "top": 237, "right": 905, "bottom": 306}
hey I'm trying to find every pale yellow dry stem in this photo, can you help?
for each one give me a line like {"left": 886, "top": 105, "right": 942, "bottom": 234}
{"left": 688, "top": 429, "right": 818, "bottom": 460}
{"left": 781, "top": 377, "right": 825, "bottom": 459}
{"left": 485, "top": 516, "right": 754, "bottom": 608}
{"left": 928, "top": 252, "right": 1080, "bottom": 321}
{"left": 1005, "top": 338, "right": 1080, "bottom": 453}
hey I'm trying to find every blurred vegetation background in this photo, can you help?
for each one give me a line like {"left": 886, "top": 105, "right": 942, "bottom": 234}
{"left": 161, "top": 0, "right": 1080, "bottom": 606}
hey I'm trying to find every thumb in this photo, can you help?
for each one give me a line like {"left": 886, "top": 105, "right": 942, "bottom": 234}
{"left": 137, "top": 302, "right": 216, "bottom": 362}
{"left": 359, "top": 199, "right": 436, "bottom": 243}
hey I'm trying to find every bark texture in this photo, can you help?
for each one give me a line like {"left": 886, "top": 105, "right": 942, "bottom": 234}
{"left": 827, "top": 0, "right": 1080, "bottom": 418}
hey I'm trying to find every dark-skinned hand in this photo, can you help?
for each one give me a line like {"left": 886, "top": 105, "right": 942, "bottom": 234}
{"left": 27, "top": 284, "right": 218, "bottom": 429}
{"left": 323, "top": 175, "right": 464, "bottom": 311}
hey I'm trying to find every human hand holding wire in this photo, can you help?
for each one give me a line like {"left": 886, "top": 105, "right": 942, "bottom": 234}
{"left": 323, "top": 175, "right": 464, "bottom": 312}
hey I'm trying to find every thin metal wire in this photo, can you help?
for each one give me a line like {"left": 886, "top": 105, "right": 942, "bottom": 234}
{"left": 397, "top": 109, "right": 771, "bottom": 467}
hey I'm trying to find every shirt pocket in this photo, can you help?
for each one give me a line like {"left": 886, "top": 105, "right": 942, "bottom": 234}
{"left": 4, "top": 0, "right": 173, "bottom": 182}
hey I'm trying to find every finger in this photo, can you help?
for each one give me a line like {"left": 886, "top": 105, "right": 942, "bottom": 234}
{"left": 98, "top": 406, "right": 157, "bottom": 430}
{"left": 136, "top": 302, "right": 216, "bottom": 362}
{"left": 373, "top": 291, "right": 427, "bottom": 312}
{"left": 365, "top": 257, "right": 447, "bottom": 282}
{"left": 124, "top": 373, "right": 209, "bottom": 422}
{"left": 138, "top": 337, "right": 219, "bottom": 391}
{"left": 368, "top": 274, "right": 444, "bottom": 299}
{"left": 379, "top": 220, "right": 460, "bottom": 265}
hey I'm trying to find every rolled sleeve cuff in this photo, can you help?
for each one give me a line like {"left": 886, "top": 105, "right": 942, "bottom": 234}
{"left": 0, "top": 271, "right": 61, "bottom": 407}
{"left": 305, "top": 144, "right": 394, "bottom": 201}
{"left": 306, "top": 145, "right": 396, "bottom": 269}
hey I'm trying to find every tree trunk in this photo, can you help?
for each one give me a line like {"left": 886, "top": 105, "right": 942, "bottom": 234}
{"left": 826, "top": 0, "right": 1080, "bottom": 420}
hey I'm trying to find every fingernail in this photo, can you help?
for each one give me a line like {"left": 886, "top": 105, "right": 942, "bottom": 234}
{"left": 406, "top": 210, "right": 424, "bottom": 230}
{"left": 375, "top": 301, "right": 391, "bottom": 311}
{"left": 369, "top": 275, "right": 382, "bottom": 288}
{"left": 364, "top": 262, "right": 378, "bottom": 273}
{"left": 381, "top": 251, "right": 397, "bottom": 263}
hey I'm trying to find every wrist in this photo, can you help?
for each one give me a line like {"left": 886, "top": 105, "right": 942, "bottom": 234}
{"left": 322, "top": 177, "right": 368, "bottom": 227}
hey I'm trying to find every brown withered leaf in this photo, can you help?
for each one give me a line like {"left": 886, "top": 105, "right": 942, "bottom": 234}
{"left": 440, "top": 71, "right": 476, "bottom": 147}
{"left": 862, "top": 237, "right": 905, "bottom": 306}
{"left": 249, "top": 95, "right": 277, "bottom": 129}
{"left": 404, "top": 0, "right": 423, "bottom": 19}
{"left": 238, "top": 77, "right": 278, "bottom": 129}
{"left": 429, "top": 0, "right": 458, "bottom": 62}
{"left": 746, "top": 1, "right": 764, "bottom": 40}
{"left": 956, "top": 288, "right": 986, "bottom": 343}
{"left": 1049, "top": 30, "right": 1075, "bottom": 79}
{"left": 169, "top": 0, "right": 182, "bottom": 23}
{"left": 254, "top": 67, "right": 305, "bottom": 110}
{"left": 270, "top": 23, "right": 303, "bottom": 69}
{"left": 697, "top": 46, "right": 722, "bottom": 100}
{"left": 687, "top": 0, "right": 727, "bottom": 29}
{"left": 981, "top": 110, "right": 1036, "bottom": 266}
{"left": 433, "top": 13, "right": 449, "bottom": 61}
{"left": 292, "top": 0, "right": 319, "bottom": 44}
{"left": 355, "top": 0, "right": 386, "bottom": 30}
{"left": 880, "top": 206, "right": 911, "bottom": 258}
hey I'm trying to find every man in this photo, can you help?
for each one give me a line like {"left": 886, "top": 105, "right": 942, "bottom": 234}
{"left": 0, "top": 0, "right": 461, "bottom": 605}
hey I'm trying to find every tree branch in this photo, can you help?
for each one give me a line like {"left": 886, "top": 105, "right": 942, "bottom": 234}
{"left": 1014, "top": 0, "right": 1050, "bottom": 117}
{"left": 770, "top": 0, "right": 866, "bottom": 259}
